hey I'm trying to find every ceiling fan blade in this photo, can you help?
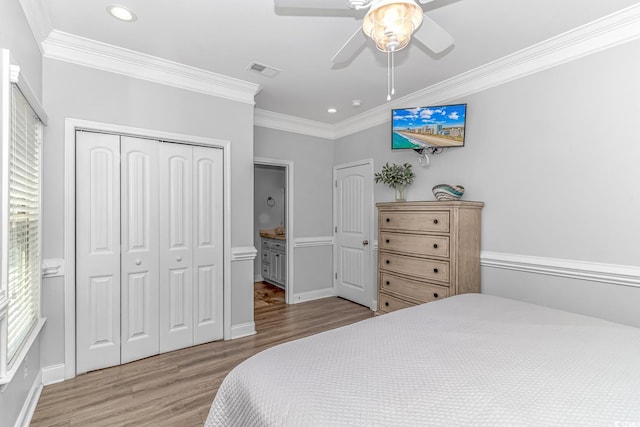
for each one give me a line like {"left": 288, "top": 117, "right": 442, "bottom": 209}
{"left": 274, "top": 0, "right": 351, "bottom": 9}
{"left": 413, "top": 15, "right": 454, "bottom": 53}
{"left": 330, "top": 27, "right": 368, "bottom": 64}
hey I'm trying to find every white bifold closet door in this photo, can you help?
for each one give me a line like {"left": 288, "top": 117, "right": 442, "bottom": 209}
{"left": 76, "top": 131, "right": 223, "bottom": 374}
{"left": 159, "top": 143, "right": 224, "bottom": 352}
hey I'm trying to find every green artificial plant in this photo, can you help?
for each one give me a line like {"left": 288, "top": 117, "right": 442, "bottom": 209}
{"left": 374, "top": 162, "right": 415, "bottom": 201}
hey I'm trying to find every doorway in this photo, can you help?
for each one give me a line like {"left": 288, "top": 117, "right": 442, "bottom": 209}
{"left": 254, "top": 158, "right": 294, "bottom": 304}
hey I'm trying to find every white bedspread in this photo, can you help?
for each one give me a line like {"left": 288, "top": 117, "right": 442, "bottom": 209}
{"left": 205, "top": 294, "right": 640, "bottom": 426}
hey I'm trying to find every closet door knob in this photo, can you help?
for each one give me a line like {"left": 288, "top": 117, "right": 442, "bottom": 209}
{"left": 135, "top": 259, "right": 141, "bottom": 266}
{"left": 176, "top": 256, "right": 182, "bottom": 262}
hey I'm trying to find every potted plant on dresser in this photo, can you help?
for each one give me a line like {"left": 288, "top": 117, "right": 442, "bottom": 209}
{"left": 374, "top": 162, "right": 415, "bottom": 202}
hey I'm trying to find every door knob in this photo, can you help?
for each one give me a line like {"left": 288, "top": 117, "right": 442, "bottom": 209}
{"left": 362, "top": 240, "right": 369, "bottom": 246}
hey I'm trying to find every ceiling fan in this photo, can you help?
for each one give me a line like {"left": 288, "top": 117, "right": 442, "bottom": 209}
{"left": 274, "top": 0, "right": 455, "bottom": 65}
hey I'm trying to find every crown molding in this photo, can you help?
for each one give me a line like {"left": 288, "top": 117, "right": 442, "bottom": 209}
{"left": 255, "top": 108, "right": 335, "bottom": 140}
{"left": 252, "top": 3, "right": 640, "bottom": 140}
{"left": 19, "top": 0, "right": 53, "bottom": 53}
{"left": 332, "top": 3, "right": 640, "bottom": 139}
{"left": 42, "top": 30, "right": 260, "bottom": 105}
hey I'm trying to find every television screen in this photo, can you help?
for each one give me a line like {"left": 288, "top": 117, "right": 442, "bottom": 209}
{"left": 392, "top": 104, "right": 467, "bottom": 150}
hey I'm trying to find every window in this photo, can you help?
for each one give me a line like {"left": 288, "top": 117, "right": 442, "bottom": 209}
{"left": 6, "top": 84, "right": 43, "bottom": 363}
{"left": 1, "top": 49, "right": 46, "bottom": 383}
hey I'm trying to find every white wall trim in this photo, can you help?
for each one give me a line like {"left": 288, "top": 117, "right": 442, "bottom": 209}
{"left": 254, "top": 157, "right": 295, "bottom": 305}
{"left": 481, "top": 251, "right": 640, "bottom": 289}
{"left": 255, "top": 109, "right": 335, "bottom": 140}
{"left": 231, "top": 246, "right": 257, "bottom": 261}
{"left": 230, "top": 322, "right": 256, "bottom": 339}
{"left": 41, "top": 258, "right": 64, "bottom": 278}
{"left": 292, "top": 287, "right": 336, "bottom": 304}
{"left": 333, "top": 3, "right": 640, "bottom": 139}
{"left": 18, "top": 0, "right": 53, "bottom": 53}
{"left": 14, "top": 369, "right": 42, "bottom": 427}
{"left": 41, "top": 363, "right": 65, "bottom": 386}
{"left": 63, "top": 118, "right": 233, "bottom": 380}
{"left": 254, "top": 274, "right": 264, "bottom": 282}
{"left": 42, "top": 30, "right": 261, "bottom": 105}
{"left": 253, "top": 4, "right": 640, "bottom": 140}
{"left": 293, "top": 237, "right": 334, "bottom": 248}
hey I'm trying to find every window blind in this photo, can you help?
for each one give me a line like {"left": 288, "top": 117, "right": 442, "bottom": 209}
{"left": 7, "top": 84, "right": 42, "bottom": 363}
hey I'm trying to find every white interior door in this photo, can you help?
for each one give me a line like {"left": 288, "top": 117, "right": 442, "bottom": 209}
{"left": 76, "top": 131, "right": 121, "bottom": 374}
{"left": 120, "top": 136, "right": 160, "bottom": 363}
{"left": 159, "top": 142, "right": 194, "bottom": 352}
{"left": 192, "top": 146, "right": 224, "bottom": 344}
{"left": 334, "top": 161, "right": 373, "bottom": 308}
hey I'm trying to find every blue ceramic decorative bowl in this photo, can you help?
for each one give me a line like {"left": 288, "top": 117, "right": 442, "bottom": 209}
{"left": 432, "top": 184, "right": 465, "bottom": 201}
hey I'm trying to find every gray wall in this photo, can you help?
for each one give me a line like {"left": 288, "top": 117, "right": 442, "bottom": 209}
{"left": 254, "top": 127, "right": 335, "bottom": 297}
{"left": 334, "top": 38, "right": 640, "bottom": 326}
{"left": 0, "top": 1, "right": 43, "bottom": 425}
{"left": 40, "top": 59, "right": 256, "bottom": 368}
{"left": 254, "top": 165, "right": 286, "bottom": 278}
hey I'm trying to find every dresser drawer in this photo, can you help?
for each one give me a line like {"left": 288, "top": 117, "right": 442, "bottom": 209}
{"left": 380, "top": 252, "right": 450, "bottom": 283}
{"left": 379, "top": 232, "right": 449, "bottom": 258}
{"left": 378, "top": 292, "right": 415, "bottom": 313}
{"left": 262, "top": 239, "right": 271, "bottom": 249}
{"left": 380, "top": 211, "right": 450, "bottom": 233}
{"left": 380, "top": 272, "right": 449, "bottom": 303}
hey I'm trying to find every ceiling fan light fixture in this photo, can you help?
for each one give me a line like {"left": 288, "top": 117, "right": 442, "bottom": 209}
{"left": 362, "top": 0, "right": 423, "bottom": 52}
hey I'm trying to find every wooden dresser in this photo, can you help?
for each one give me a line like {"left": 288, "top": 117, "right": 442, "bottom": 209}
{"left": 377, "top": 200, "right": 483, "bottom": 314}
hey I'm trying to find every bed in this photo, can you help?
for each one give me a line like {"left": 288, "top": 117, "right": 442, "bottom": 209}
{"left": 205, "top": 294, "right": 640, "bottom": 426}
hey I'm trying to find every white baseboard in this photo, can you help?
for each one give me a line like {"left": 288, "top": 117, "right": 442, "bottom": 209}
{"left": 15, "top": 370, "right": 42, "bottom": 427}
{"left": 41, "top": 363, "right": 65, "bottom": 386}
{"left": 292, "top": 287, "right": 336, "bottom": 303}
{"left": 230, "top": 322, "right": 256, "bottom": 339}
{"left": 254, "top": 274, "right": 264, "bottom": 282}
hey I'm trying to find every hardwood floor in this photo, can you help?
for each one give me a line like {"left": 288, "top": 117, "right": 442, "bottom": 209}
{"left": 30, "top": 283, "right": 373, "bottom": 426}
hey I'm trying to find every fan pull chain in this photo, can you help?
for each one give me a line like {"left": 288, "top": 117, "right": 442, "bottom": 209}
{"left": 387, "top": 51, "right": 391, "bottom": 101}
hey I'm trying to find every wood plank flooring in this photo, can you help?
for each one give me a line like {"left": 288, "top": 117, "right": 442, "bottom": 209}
{"left": 30, "top": 283, "right": 373, "bottom": 426}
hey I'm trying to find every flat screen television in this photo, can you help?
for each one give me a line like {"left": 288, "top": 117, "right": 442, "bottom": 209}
{"left": 392, "top": 103, "right": 467, "bottom": 150}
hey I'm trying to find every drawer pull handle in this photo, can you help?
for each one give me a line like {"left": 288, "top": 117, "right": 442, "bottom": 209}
{"left": 433, "top": 293, "right": 439, "bottom": 298}
{"left": 385, "top": 260, "right": 390, "bottom": 264}
{"left": 385, "top": 302, "right": 389, "bottom": 307}
{"left": 433, "top": 243, "right": 438, "bottom": 249}
{"left": 433, "top": 268, "right": 439, "bottom": 273}
{"left": 385, "top": 281, "right": 390, "bottom": 285}
{"left": 433, "top": 219, "right": 439, "bottom": 224}
{"left": 385, "top": 239, "right": 390, "bottom": 243}
{"left": 386, "top": 218, "right": 390, "bottom": 222}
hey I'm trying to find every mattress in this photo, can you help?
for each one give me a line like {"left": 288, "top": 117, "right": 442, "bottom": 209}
{"left": 205, "top": 294, "right": 640, "bottom": 426}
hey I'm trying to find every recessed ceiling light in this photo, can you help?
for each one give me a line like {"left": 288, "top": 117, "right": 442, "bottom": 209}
{"left": 107, "top": 5, "right": 137, "bottom": 22}
{"left": 327, "top": 108, "right": 338, "bottom": 114}
{"left": 352, "top": 100, "right": 362, "bottom": 108}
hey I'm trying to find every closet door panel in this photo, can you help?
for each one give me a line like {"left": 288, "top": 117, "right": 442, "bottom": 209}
{"left": 159, "top": 143, "right": 194, "bottom": 352}
{"left": 76, "top": 131, "right": 121, "bottom": 374}
{"left": 120, "top": 136, "right": 160, "bottom": 363}
{"left": 193, "top": 146, "right": 224, "bottom": 344}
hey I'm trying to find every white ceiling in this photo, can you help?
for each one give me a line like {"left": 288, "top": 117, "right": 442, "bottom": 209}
{"left": 41, "top": 0, "right": 639, "bottom": 124}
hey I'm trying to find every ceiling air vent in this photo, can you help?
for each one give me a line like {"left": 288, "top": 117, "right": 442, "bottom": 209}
{"left": 247, "top": 62, "right": 281, "bottom": 78}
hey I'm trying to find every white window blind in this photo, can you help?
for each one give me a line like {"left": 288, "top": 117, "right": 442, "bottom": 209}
{"left": 7, "top": 84, "right": 42, "bottom": 363}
